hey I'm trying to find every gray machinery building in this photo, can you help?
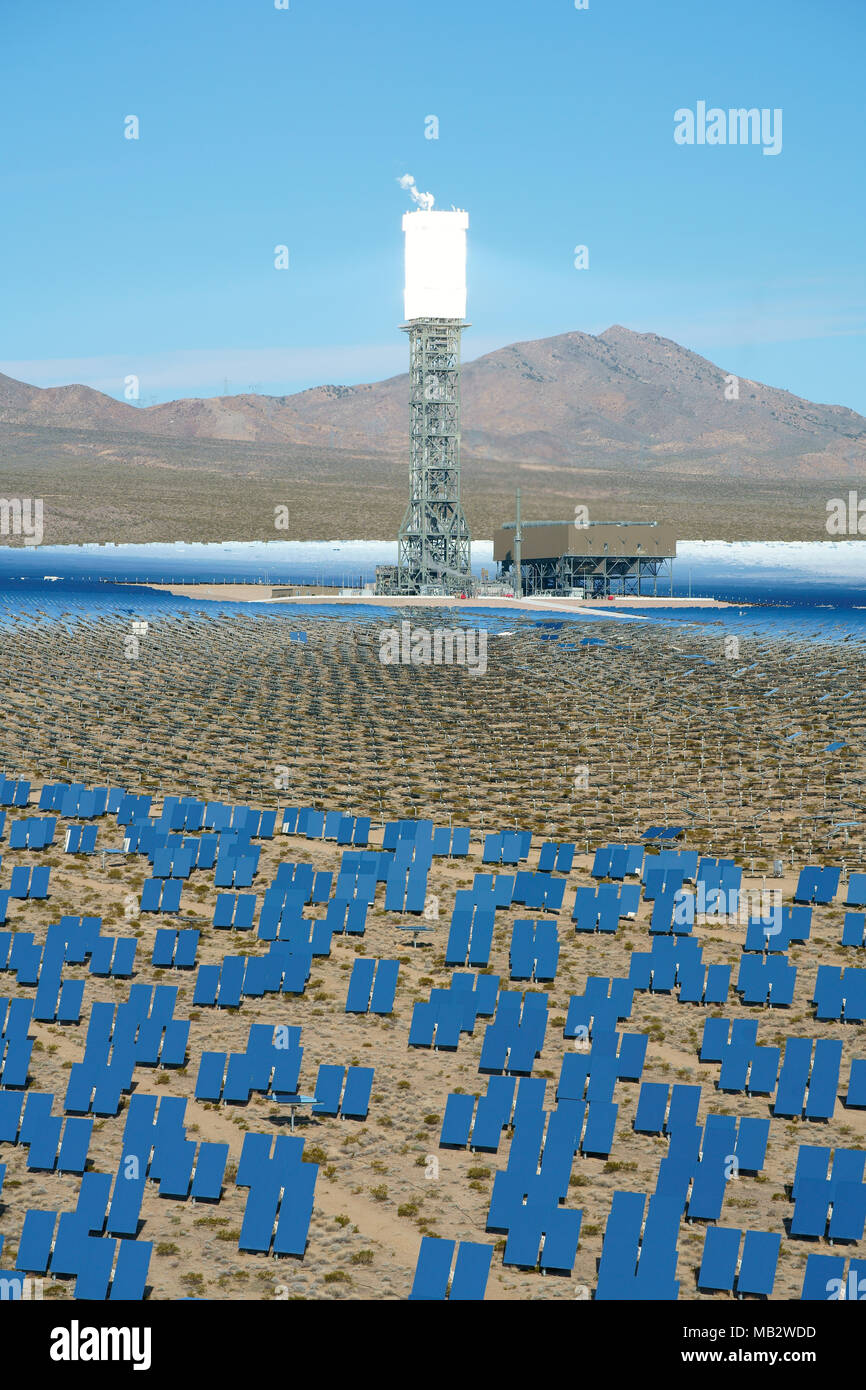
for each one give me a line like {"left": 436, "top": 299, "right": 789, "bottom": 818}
{"left": 376, "top": 207, "right": 473, "bottom": 597}
{"left": 494, "top": 519, "right": 677, "bottom": 598}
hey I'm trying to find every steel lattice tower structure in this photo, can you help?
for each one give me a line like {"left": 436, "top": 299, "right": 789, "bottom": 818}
{"left": 375, "top": 206, "right": 473, "bottom": 596}
{"left": 396, "top": 316, "right": 471, "bottom": 593}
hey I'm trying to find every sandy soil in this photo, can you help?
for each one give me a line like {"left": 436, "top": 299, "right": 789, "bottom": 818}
{"left": 0, "top": 606, "right": 863, "bottom": 1301}
{"left": 0, "top": 800, "right": 863, "bottom": 1302}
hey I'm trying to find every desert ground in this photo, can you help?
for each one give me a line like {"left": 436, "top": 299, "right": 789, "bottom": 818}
{"left": 1, "top": 607, "right": 861, "bottom": 865}
{"left": 0, "top": 605, "right": 863, "bottom": 1299}
{"left": 0, "top": 419, "right": 853, "bottom": 546}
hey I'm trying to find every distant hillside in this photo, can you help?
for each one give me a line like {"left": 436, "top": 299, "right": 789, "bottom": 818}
{"left": 2, "top": 326, "right": 864, "bottom": 478}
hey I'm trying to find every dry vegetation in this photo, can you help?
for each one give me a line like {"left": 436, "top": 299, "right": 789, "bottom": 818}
{"left": 0, "top": 608, "right": 863, "bottom": 1300}
{"left": 0, "top": 421, "right": 848, "bottom": 544}
{"left": 1, "top": 817, "right": 864, "bottom": 1301}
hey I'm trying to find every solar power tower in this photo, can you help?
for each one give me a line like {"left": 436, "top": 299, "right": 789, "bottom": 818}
{"left": 379, "top": 208, "right": 473, "bottom": 596}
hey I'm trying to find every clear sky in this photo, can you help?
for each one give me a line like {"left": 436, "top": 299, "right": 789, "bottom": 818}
{"left": 1, "top": 0, "right": 864, "bottom": 411}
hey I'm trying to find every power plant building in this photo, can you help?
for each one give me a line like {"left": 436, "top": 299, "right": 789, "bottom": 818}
{"left": 494, "top": 519, "right": 677, "bottom": 598}
{"left": 375, "top": 199, "right": 678, "bottom": 601}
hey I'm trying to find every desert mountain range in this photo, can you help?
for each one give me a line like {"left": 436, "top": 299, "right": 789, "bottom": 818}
{"left": 2, "top": 326, "right": 863, "bottom": 479}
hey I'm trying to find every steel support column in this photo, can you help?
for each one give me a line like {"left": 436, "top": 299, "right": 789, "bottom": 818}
{"left": 392, "top": 318, "right": 472, "bottom": 595}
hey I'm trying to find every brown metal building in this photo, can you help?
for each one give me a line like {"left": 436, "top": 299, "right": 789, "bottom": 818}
{"left": 493, "top": 520, "right": 677, "bottom": 597}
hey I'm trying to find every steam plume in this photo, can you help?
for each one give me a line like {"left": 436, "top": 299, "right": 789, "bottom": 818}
{"left": 398, "top": 173, "right": 435, "bottom": 211}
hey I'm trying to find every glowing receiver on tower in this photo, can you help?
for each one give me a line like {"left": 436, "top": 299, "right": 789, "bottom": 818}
{"left": 402, "top": 209, "right": 469, "bottom": 322}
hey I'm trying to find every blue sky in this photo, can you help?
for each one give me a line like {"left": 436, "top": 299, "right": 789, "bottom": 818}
{"left": 1, "top": 0, "right": 864, "bottom": 412}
